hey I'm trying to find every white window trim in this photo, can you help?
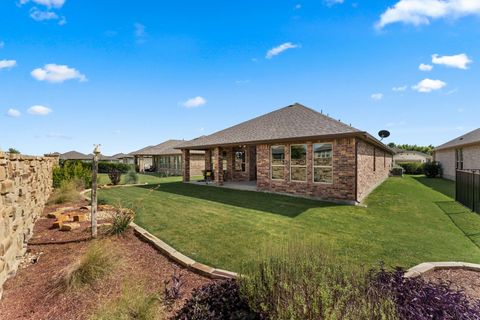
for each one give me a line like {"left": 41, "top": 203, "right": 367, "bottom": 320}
{"left": 270, "top": 145, "right": 285, "bottom": 181}
{"left": 312, "top": 142, "right": 334, "bottom": 185}
{"left": 290, "top": 144, "right": 307, "bottom": 183}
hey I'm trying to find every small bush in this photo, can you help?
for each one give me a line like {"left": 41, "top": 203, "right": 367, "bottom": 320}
{"left": 423, "top": 161, "right": 442, "bottom": 178}
{"left": 107, "top": 168, "right": 122, "bottom": 185}
{"left": 124, "top": 168, "right": 139, "bottom": 185}
{"left": 53, "top": 160, "right": 92, "bottom": 189}
{"left": 48, "top": 180, "right": 83, "bottom": 204}
{"left": 371, "top": 266, "right": 480, "bottom": 320}
{"left": 90, "top": 284, "right": 163, "bottom": 320}
{"left": 239, "top": 241, "right": 398, "bottom": 320}
{"left": 98, "top": 161, "right": 132, "bottom": 174}
{"left": 175, "top": 280, "right": 259, "bottom": 320}
{"left": 52, "top": 241, "right": 115, "bottom": 293}
{"left": 397, "top": 162, "right": 424, "bottom": 175}
{"left": 107, "top": 207, "right": 134, "bottom": 236}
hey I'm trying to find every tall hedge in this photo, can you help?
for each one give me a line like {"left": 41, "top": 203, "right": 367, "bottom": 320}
{"left": 397, "top": 162, "right": 424, "bottom": 175}
{"left": 53, "top": 160, "right": 92, "bottom": 188}
{"left": 98, "top": 161, "right": 133, "bottom": 174}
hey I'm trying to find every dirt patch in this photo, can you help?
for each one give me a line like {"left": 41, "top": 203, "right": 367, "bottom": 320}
{"left": 423, "top": 268, "right": 480, "bottom": 302}
{"left": 0, "top": 203, "right": 211, "bottom": 320}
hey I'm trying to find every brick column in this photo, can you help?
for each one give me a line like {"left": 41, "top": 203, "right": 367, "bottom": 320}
{"left": 205, "top": 149, "right": 212, "bottom": 171}
{"left": 214, "top": 147, "right": 223, "bottom": 185}
{"left": 182, "top": 149, "right": 190, "bottom": 182}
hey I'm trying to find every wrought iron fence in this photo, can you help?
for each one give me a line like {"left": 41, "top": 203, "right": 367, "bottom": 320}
{"left": 456, "top": 170, "right": 480, "bottom": 214}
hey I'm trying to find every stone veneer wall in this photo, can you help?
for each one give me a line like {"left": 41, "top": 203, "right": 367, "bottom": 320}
{"left": 356, "top": 140, "right": 392, "bottom": 202}
{"left": 0, "top": 152, "right": 57, "bottom": 298}
{"left": 256, "top": 137, "right": 357, "bottom": 201}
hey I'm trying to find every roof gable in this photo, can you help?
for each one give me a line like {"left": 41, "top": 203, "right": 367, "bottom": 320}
{"left": 436, "top": 128, "right": 480, "bottom": 151}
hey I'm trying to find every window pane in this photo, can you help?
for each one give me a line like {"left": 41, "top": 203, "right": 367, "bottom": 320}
{"left": 272, "top": 166, "right": 284, "bottom": 180}
{"left": 291, "top": 145, "right": 307, "bottom": 166}
{"left": 291, "top": 166, "right": 307, "bottom": 181}
{"left": 313, "top": 143, "right": 332, "bottom": 166}
{"left": 271, "top": 146, "right": 285, "bottom": 165}
{"left": 314, "top": 167, "right": 333, "bottom": 183}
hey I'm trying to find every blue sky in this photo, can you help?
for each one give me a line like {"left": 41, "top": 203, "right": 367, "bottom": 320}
{"left": 1, "top": 0, "right": 479, "bottom": 155}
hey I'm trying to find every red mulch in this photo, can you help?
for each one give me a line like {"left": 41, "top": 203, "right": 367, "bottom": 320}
{"left": 423, "top": 268, "right": 480, "bottom": 302}
{"left": 0, "top": 202, "right": 212, "bottom": 320}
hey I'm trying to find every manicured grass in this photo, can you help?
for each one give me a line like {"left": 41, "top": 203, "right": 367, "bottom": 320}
{"left": 98, "top": 176, "right": 480, "bottom": 271}
{"left": 97, "top": 173, "right": 202, "bottom": 185}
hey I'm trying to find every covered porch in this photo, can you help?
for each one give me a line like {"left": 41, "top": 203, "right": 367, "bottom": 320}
{"left": 181, "top": 145, "right": 257, "bottom": 186}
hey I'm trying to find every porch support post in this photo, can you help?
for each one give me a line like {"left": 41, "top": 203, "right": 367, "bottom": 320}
{"left": 139, "top": 156, "right": 145, "bottom": 173}
{"left": 214, "top": 147, "right": 223, "bottom": 185}
{"left": 205, "top": 149, "right": 212, "bottom": 171}
{"left": 182, "top": 149, "right": 190, "bottom": 182}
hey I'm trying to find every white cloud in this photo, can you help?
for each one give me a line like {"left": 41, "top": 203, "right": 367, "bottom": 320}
{"left": 28, "top": 105, "right": 52, "bottom": 115}
{"left": 266, "top": 42, "right": 299, "bottom": 59}
{"left": 432, "top": 53, "right": 472, "bottom": 69}
{"left": 134, "top": 23, "right": 146, "bottom": 43}
{"left": 376, "top": 0, "right": 480, "bottom": 29}
{"left": 0, "top": 41, "right": 4, "bottom": 49}
{"left": 419, "top": 63, "right": 433, "bottom": 71}
{"left": 371, "top": 93, "right": 384, "bottom": 101}
{"left": 392, "top": 85, "right": 407, "bottom": 92}
{"left": 46, "top": 132, "right": 71, "bottom": 139}
{"left": 182, "top": 96, "right": 207, "bottom": 108}
{"left": 31, "top": 64, "right": 87, "bottom": 83}
{"left": 295, "top": 4, "right": 302, "bottom": 9}
{"left": 235, "top": 79, "right": 250, "bottom": 85}
{"left": 412, "top": 78, "right": 446, "bottom": 92}
{"left": 0, "top": 60, "right": 17, "bottom": 69}
{"left": 6, "top": 109, "right": 21, "bottom": 118}
{"left": 324, "top": 0, "right": 344, "bottom": 6}
{"left": 29, "top": 7, "right": 58, "bottom": 21}
{"left": 21, "top": 0, "right": 65, "bottom": 8}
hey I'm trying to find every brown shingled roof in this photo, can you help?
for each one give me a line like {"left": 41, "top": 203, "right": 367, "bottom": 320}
{"left": 178, "top": 103, "right": 391, "bottom": 153}
{"left": 435, "top": 128, "right": 480, "bottom": 151}
{"left": 60, "top": 151, "right": 91, "bottom": 161}
{"left": 132, "top": 140, "right": 204, "bottom": 156}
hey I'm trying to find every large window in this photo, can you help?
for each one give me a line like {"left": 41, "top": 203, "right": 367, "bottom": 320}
{"left": 456, "top": 148, "right": 464, "bottom": 170}
{"left": 271, "top": 145, "right": 285, "bottom": 180}
{"left": 234, "top": 149, "right": 246, "bottom": 172}
{"left": 313, "top": 143, "right": 333, "bottom": 183}
{"left": 290, "top": 144, "right": 307, "bottom": 182}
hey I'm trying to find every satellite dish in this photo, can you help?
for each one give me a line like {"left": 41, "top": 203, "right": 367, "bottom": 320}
{"left": 378, "top": 130, "right": 390, "bottom": 141}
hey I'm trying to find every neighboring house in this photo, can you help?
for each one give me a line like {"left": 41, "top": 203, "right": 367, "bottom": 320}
{"left": 132, "top": 140, "right": 205, "bottom": 175}
{"left": 393, "top": 148, "right": 432, "bottom": 165}
{"left": 434, "top": 128, "right": 480, "bottom": 181}
{"left": 117, "top": 153, "right": 135, "bottom": 165}
{"left": 179, "top": 103, "right": 393, "bottom": 203}
{"left": 59, "top": 151, "right": 92, "bottom": 162}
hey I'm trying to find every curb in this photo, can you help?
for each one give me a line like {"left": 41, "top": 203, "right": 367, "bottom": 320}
{"left": 405, "top": 261, "right": 480, "bottom": 278}
{"left": 131, "top": 222, "right": 238, "bottom": 280}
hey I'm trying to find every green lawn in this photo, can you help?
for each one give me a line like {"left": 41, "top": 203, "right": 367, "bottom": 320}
{"left": 98, "top": 176, "right": 480, "bottom": 271}
{"left": 97, "top": 173, "right": 201, "bottom": 186}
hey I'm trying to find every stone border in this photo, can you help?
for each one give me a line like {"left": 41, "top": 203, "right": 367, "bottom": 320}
{"left": 405, "top": 262, "right": 480, "bottom": 278}
{"left": 131, "top": 222, "right": 238, "bottom": 280}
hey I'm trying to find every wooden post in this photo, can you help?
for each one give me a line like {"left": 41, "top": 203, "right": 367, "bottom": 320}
{"left": 91, "top": 145, "right": 101, "bottom": 238}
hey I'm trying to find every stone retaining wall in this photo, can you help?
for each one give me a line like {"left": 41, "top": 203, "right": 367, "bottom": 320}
{"left": 0, "top": 152, "right": 57, "bottom": 298}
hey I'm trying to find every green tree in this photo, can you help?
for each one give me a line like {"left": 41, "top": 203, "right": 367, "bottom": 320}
{"left": 8, "top": 148, "right": 20, "bottom": 154}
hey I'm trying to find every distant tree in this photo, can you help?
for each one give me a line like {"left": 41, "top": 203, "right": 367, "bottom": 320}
{"left": 8, "top": 148, "right": 20, "bottom": 154}
{"left": 388, "top": 143, "right": 434, "bottom": 155}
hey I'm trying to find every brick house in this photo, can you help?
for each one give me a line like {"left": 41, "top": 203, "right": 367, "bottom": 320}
{"left": 393, "top": 149, "right": 432, "bottom": 165}
{"left": 434, "top": 128, "right": 480, "bottom": 181}
{"left": 179, "top": 103, "right": 393, "bottom": 203}
{"left": 132, "top": 140, "right": 205, "bottom": 176}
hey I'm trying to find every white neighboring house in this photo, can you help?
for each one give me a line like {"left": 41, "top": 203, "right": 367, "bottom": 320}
{"left": 393, "top": 149, "right": 432, "bottom": 165}
{"left": 434, "top": 128, "right": 480, "bottom": 181}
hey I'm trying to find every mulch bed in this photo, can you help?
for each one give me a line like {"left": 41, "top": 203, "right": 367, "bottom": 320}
{"left": 422, "top": 268, "right": 480, "bottom": 302}
{"left": 0, "top": 201, "right": 212, "bottom": 320}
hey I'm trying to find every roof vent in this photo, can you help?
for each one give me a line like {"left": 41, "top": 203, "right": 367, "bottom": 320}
{"left": 460, "top": 137, "right": 464, "bottom": 140}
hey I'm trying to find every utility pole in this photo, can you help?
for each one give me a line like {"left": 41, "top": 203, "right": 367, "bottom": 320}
{"left": 91, "top": 144, "right": 101, "bottom": 238}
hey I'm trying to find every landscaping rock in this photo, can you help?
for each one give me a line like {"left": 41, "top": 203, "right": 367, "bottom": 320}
{"left": 51, "top": 220, "right": 63, "bottom": 229}
{"left": 72, "top": 214, "right": 87, "bottom": 222}
{"left": 60, "top": 223, "right": 80, "bottom": 232}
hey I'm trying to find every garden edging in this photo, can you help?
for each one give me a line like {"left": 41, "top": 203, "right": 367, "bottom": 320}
{"left": 405, "top": 262, "right": 480, "bottom": 278}
{"left": 131, "top": 222, "right": 238, "bottom": 280}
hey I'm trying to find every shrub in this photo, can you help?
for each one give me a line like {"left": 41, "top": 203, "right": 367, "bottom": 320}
{"left": 423, "top": 161, "right": 442, "bottom": 178}
{"left": 8, "top": 147, "right": 20, "bottom": 154}
{"left": 107, "top": 207, "right": 134, "bottom": 236}
{"left": 48, "top": 180, "right": 83, "bottom": 204}
{"left": 51, "top": 241, "right": 115, "bottom": 293}
{"left": 53, "top": 160, "right": 92, "bottom": 189}
{"left": 124, "top": 168, "right": 139, "bottom": 184}
{"left": 98, "top": 161, "right": 132, "bottom": 174}
{"left": 371, "top": 266, "right": 480, "bottom": 320}
{"left": 175, "top": 280, "right": 259, "bottom": 320}
{"left": 397, "top": 162, "right": 424, "bottom": 175}
{"left": 107, "top": 168, "right": 122, "bottom": 185}
{"left": 90, "top": 283, "right": 163, "bottom": 320}
{"left": 239, "top": 242, "right": 398, "bottom": 320}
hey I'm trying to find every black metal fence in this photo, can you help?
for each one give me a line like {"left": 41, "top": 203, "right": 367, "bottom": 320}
{"left": 456, "top": 170, "right": 480, "bottom": 214}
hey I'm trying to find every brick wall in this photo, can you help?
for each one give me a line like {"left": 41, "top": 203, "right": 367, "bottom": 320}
{"left": 190, "top": 154, "right": 205, "bottom": 176}
{"left": 435, "top": 144, "right": 480, "bottom": 181}
{"left": 0, "top": 152, "right": 57, "bottom": 299}
{"left": 257, "top": 138, "right": 357, "bottom": 202}
{"left": 356, "top": 140, "right": 392, "bottom": 202}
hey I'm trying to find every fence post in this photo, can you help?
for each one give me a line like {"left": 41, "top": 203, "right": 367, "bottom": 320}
{"left": 455, "top": 170, "right": 458, "bottom": 202}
